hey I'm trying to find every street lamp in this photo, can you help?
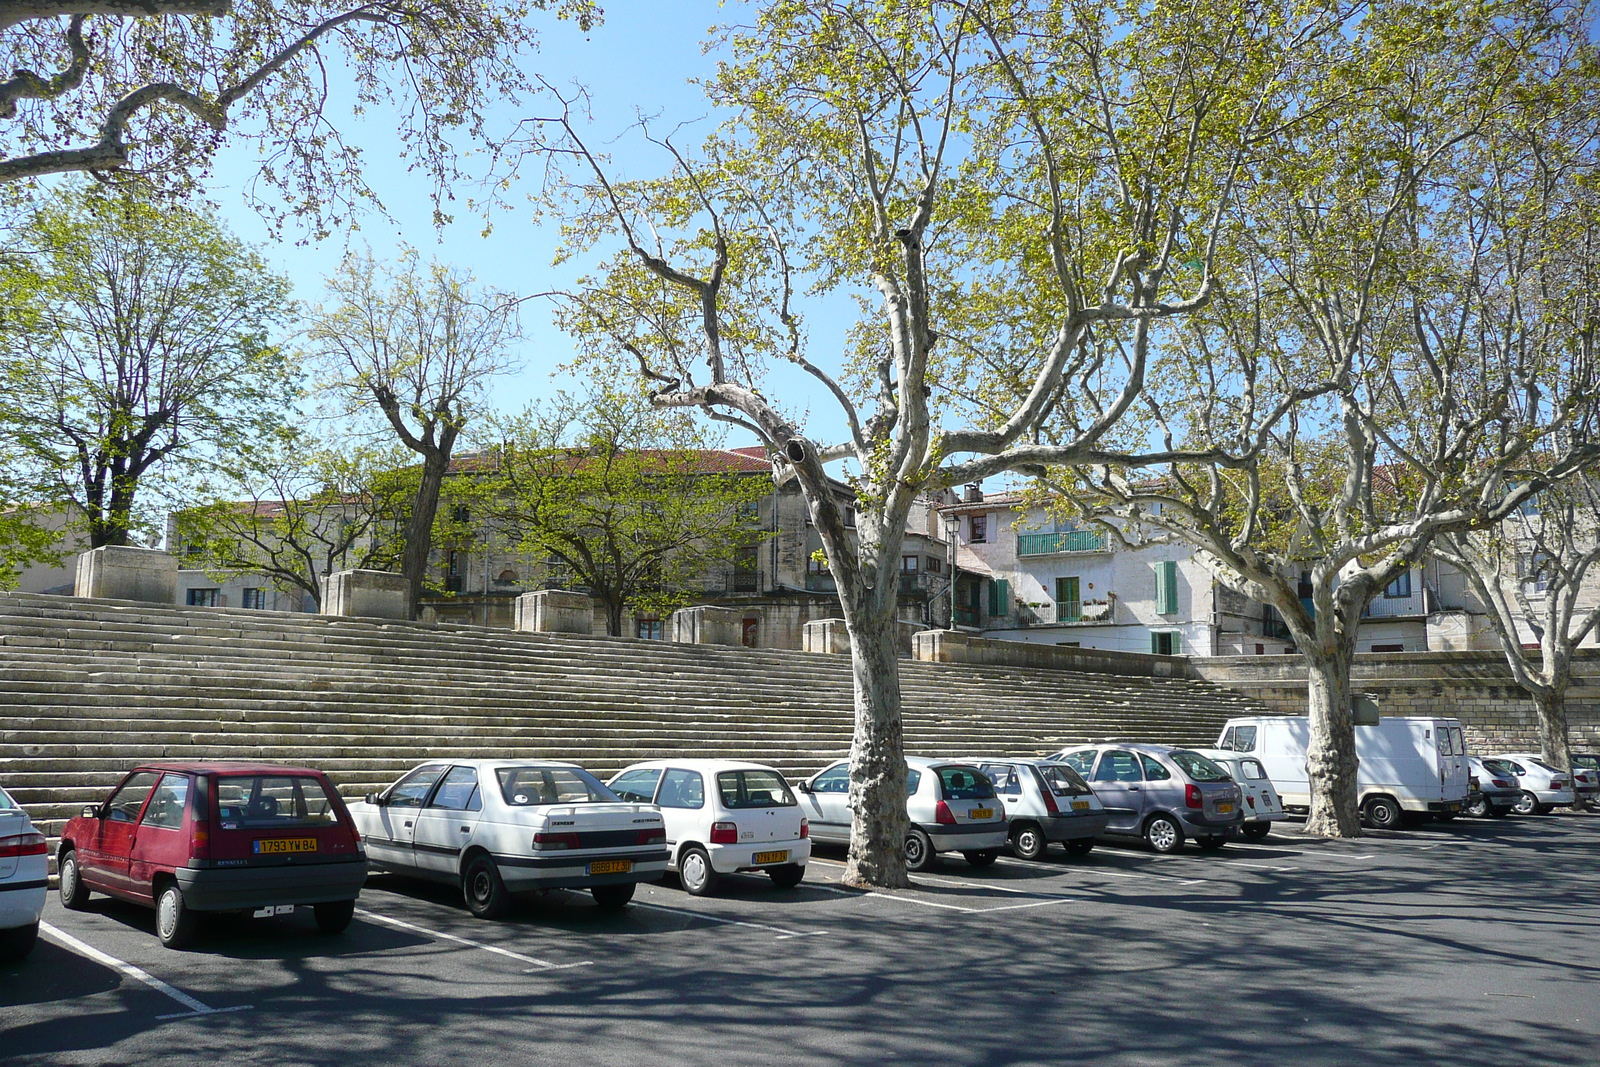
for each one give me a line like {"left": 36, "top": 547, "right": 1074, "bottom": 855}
{"left": 944, "top": 512, "right": 960, "bottom": 631}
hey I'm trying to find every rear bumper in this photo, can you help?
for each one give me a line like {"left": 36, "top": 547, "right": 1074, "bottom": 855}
{"left": 1529, "top": 788, "right": 1576, "bottom": 805}
{"left": 0, "top": 876, "right": 47, "bottom": 928}
{"left": 708, "top": 838, "right": 812, "bottom": 874}
{"left": 496, "top": 848, "right": 669, "bottom": 892}
{"left": 1042, "top": 811, "right": 1110, "bottom": 841}
{"left": 175, "top": 859, "right": 368, "bottom": 911}
{"left": 925, "top": 823, "right": 1010, "bottom": 853}
{"left": 1426, "top": 799, "right": 1465, "bottom": 814}
{"left": 1176, "top": 810, "right": 1243, "bottom": 833}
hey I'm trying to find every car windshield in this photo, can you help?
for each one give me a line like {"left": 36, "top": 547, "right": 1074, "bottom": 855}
{"left": 496, "top": 766, "right": 618, "bottom": 806}
{"left": 1037, "top": 763, "right": 1093, "bottom": 797}
{"left": 216, "top": 775, "right": 340, "bottom": 828}
{"left": 936, "top": 765, "right": 997, "bottom": 801}
{"left": 717, "top": 769, "right": 797, "bottom": 809}
{"left": 1168, "top": 750, "right": 1231, "bottom": 782}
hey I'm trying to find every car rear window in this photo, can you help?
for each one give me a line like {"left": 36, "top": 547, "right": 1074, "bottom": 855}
{"left": 1168, "top": 750, "right": 1231, "bottom": 782}
{"left": 216, "top": 776, "right": 341, "bottom": 829}
{"left": 936, "top": 766, "right": 997, "bottom": 801}
{"left": 717, "top": 769, "right": 797, "bottom": 808}
{"left": 1037, "top": 763, "right": 1092, "bottom": 797}
{"left": 497, "top": 766, "right": 618, "bottom": 806}
{"left": 1574, "top": 755, "right": 1599, "bottom": 769}
{"left": 0, "top": 787, "right": 16, "bottom": 810}
{"left": 1237, "top": 758, "right": 1269, "bottom": 781}
{"left": 1482, "top": 758, "right": 1518, "bottom": 775}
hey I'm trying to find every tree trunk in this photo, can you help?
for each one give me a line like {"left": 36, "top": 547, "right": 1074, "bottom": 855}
{"left": 1531, "top": 682, "right": 1572, "bottom": 771}
{"left": 841, "top": 606, "right": 912, "bottom": 890}
{"left": 605, "top": 597, "right": 624, "bottom": 638}
{"left": 400, "top": 453, "right": 449, "bottom": 619}
{"left": 1303, "top": 641, "right": 1363, "bottom": 837}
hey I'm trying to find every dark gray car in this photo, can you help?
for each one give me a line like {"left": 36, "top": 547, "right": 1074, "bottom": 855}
{"left": 1049, "top": 743, "right": 1243, "bottom": 853}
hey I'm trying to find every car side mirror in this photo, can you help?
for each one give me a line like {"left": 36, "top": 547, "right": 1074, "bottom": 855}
{"left": 365, "top": 792, "right": 384, "bottom": 806}
{"left": 796, "top": 781, "right": 813, "bottom": 793}
{"left": 82, "top": 804, "right": 100, "bottom": 819}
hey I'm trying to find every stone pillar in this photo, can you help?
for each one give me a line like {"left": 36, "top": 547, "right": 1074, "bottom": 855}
{"left": 803, "top": 618, "right": 850, "bottom": 654}
{"left": 75, "top": 546, "right": 178, "bottom": 604}
{"left": 321, "top": 569, "right": 411, "bottom": 620}
{"left": 668, "top": 604, "right": 743, "bottom": 646}
{"left": 514, "top": 589, "right": 596, "bottom": 635}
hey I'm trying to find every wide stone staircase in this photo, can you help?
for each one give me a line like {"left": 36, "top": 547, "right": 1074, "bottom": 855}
{"left": 0, "top": 591, "right": 1275, "bottom": 837}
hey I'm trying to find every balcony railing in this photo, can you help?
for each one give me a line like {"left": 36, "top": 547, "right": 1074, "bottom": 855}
{"left": 1017, "top": 530, "right": 1108, "bottom": 556}
{"left": 1054, "top": 597, "right": 1112, "bottom": 624}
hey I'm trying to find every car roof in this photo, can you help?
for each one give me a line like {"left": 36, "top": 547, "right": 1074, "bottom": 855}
{"left": 612, "top": 759, "right": 788, "bottom": 774}
{"left": 905, "top": 756, "right": 986, "bottom": 770}
{"left": 1187, "top": 748, "right": 1249, "bottom": 762}
{"left": 1056, "top": 742, "right": 1187, "bottom": 755}
{"left": 958, "top": 756, "right": 1054, "bottom": 768}
{"left": 122, "top": 761, "right": 327, "bottom": 776}
{"left": 408, "top": 758, "right": 587, "bottom": 772}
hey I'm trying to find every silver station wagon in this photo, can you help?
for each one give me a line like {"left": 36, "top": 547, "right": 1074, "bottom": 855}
{"left": 1049, "top": 743, "right": 1243, "bottom": 853}
{"left": 964, "top": 758, "right": 1109, "bottom": 859}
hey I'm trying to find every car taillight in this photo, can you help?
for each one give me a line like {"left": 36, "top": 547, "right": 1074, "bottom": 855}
{"left": 533, "top": 831, "right": 581, "bottom": 850}
{"left": 0, "top": 831, "right": 47, "bottom": 858}
{"left": 1553, "top": 779, "right": 1568, "bottom": 789}
{"left": 710, "top": 821, "right": 738, "bottom": 845}
{"left": 190, "top": 822, "right": 211, "bottom": 861}
{"left": 636, "top": 828, "right": 665, "bottom": 845}
{"left": 935, "top": 801, "right": 956, "bottom": 825}
{"left": 1185, "top": 784, "right": 1203, "bottom": 809}
{"left": 1040, "top": 788, "right": 1059, "bottom": 815}
{"left": 799, "top": 817, "right": 809, "bottom": 839}
{"left": 1247, "top": 796, "right": 1256, "bottom": 809}
{"left": 1492, "top": 779, "right": 1513, "bottom": 789}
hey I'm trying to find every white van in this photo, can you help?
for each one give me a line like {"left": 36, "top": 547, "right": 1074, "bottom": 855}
{"left": 1216, "top": 716, "right": 1470, "bottom": 829}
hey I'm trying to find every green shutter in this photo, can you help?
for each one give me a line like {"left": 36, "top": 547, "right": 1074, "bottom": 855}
{"left": 1157, "top": 560, "right": 1178, "bottom": 615}
{"left": 988, "top": 578, "right": 1010, "bottom": 617}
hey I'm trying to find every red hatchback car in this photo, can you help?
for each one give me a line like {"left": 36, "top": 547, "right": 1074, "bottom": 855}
{"left": 57, "top": 762, "right": 368, "bottom": 948}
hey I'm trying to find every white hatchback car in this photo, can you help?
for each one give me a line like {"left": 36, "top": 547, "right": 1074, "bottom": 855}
{"left": 798, "top": 756, "right": 1009, "bottom": 871}
{"left": 349, "top": 760, "right": 669, "bottom": 918}
{"left": 964, "top": 758, "right": 1109, "bottom": 859}
{"left": 1, "top": 784, "right": 48, "bottom": 962}
{"left": 1486, "top": 754, "right": 1576, "bottom": 814}
{"left": 608, "top": 760, "right": 811, "bottom": 895}
{"left": 1190, "top": 749, "right": 1286, "bottom": 841}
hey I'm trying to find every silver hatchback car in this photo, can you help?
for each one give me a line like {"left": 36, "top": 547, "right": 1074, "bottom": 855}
{"left": 1049, "top": 743, "right": 1243, "bottom": 853}
{"left": 965, "top": 758, "right": 1110, "bottom": 860}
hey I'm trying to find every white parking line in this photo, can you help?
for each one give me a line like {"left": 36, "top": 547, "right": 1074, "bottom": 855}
{"left": 354, "top": 909, "right": 592, "bottom": 972}
{"left": 631, "top": 900, "right": 824, "bottom": 939}
{"left": 1224, "top": 862, "right": 1297, "bottom": 872}
{"left": 981, "top": 898, "right": 1081, "bottom": 914}
{"left": 40, "top": 922, "right": 252, "bottom": 1020}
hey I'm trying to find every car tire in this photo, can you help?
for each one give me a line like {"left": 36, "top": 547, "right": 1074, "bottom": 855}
{"left": 1240, "top": 823, "right": 1271, "bottom": 841}
{"left": 1586, "top": 797, "right": 1600, "bottom": 813}
{"left": 1010, "top": 823, "right": 1048, "bottom": 861}
{"left": 1464, "top": 795, "right": 1489, "bottom": 818}
{"left": 156, "top": 883, "right": 197, "bottom": 949}
{"left": 679, "top": 846, "right": 719, "bottom": 896}
{"left": 768, "top": 864, "right": 805, "bottom": 889}
{"left": 1511, "top": 791, "right": 1538, "bottom": 816}
{"left": 963, "top": 849, "right": 999, "bottom": 868}
{"left": 1362, "top": 796, "right": 1403, "bottom": 830}
{"left": 58, "top": 849, "right": 91, "bottom": 911}
{"left": 590, "top": 883, "right": 636, "bottom": 910}
{"left": 313, "top": 900, "right": 355, "bottom": 934}
{"left": 1195, "top": 835, "right": 1228, "bottom": 851}
{"left": 904, "top": 828, "right": 935, "bottom": 872}
{"left": 0, "top": 920, "right": 39, "bottom": 962}
{"left": 1143, "top": 814, "right": 1184, "bottom": 854}
{"left": 462, "top": 854, "right": 514, "bottom": 919}
{"left": 1062, "top": 838, "right": 1096, "bottom": 858}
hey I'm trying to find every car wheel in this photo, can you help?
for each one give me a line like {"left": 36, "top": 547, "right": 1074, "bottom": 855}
{"left": 58, "top": 849, "right": 91, "bottom": 911}
{"left": 1062, "top": 838, "right": 1096, "bottom": 858}
{"left": 1362, "top": 796, "right": 1403, "bottom": 830}
{"left": 313, "top": 900, "right": 355, "bottom": 934}
{"left": 679, "top": 847, "right": 719, "bottom": 896}
{"left": 963, "top": 849, "right": 999, "bottom": 868}
{"left": 1195, "top": 835, "right": 1228, "bottom": 850}
{"left": 590, "top": 883, "right": 636, "bottom": 910}
{"left": 156, "top": 883, "right": 197, "bottom": 949}
{"left": 0, "top": 921, "right": 39, "bottom": 962}
{"left": 904, "top": 828, "right": 935, "bottom": 872}
{"left": 1010, "top": 823, "right": 1048, "bottom": 861}
{"left": 1464, "top": 795, "right": 1489, "bottom": 818}
{"left": 768, "top": 864, "right": 805, "bottom": 889}
{"left": 1511, "top": 791, "right": 1538, "bottom": 816}
{"left": 1586, "top": 797, "right": 1600, "bottom": 813}
{"left": 1240, "top": 822, "right": 1271, "bottom": 841}
{"left": 462, "top": 854, "right": 514, "bottom": 919}
{"left": 1144, "top": 814, "right": 1184, "bottom": 854}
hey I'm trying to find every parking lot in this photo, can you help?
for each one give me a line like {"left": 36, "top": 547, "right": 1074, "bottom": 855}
{"left": 5, "top": 813, "right": 1598, "bottom": 1066}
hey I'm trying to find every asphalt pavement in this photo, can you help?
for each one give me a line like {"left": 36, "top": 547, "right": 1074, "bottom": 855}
{"left": 4, "top": 812, "right": 1598, "bottom": 1066}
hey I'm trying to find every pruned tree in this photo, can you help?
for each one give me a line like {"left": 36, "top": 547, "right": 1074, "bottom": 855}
{"left": 1053, "top": 0, "right": 1600, "bottom": 836}
{"left": 0, "top": 180, "right": 295, "bottom": 547}
{"left": 308, "top": 248, "right": 519, "bottom": 617}
{"left": 467, "top": 387, "right": 772, "bottom": 636}
{"left": 542, "top": 0, "right": 1330, "bottom": 886}
{"left": 172, "top": 424, "right": 414, "bottom": 608}
{"left": 1, "top": 1, "right": 600, "bottom": 233}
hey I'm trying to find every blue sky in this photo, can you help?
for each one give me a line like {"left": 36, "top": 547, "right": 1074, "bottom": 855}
{"left": 207, "top": 0, "right": 851, "bottom": 450}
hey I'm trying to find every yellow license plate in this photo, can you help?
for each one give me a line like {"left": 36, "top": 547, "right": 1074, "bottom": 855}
{"left": 587, "top": 859, "right": 632, "bottom": 875}
{"left": 1071, "top": 801, "right": 1091, "bottom": 811}
{"left": 754, "top": 850, "right": 789, "bottom": 865}
{"left": 254, "top": 838, "right": 316, "bottom": 854}
{"left": 969, "top": 808, "right": 993, "bottom": 820}
{"left": 1216, "top": 803, "right": 1234, "bottom": 814}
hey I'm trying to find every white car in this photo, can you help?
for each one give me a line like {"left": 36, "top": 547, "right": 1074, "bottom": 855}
{"left": 1191, "top": 748, "right": 1287, "bottom": 841}
{"left": 797, "top": 756, "right": 1009, "bottom": 871}
{"left": 1, "top": 784, "right": 48, "bottom": 962}
{"left": 348, "top": 760, "right": 668, "bottom": 918}
{"left": 607, "top": 759, "right": 811, "bottom": 895}
{"left": 1486, "top": 754, "right": 1576, "bottom": 815}
{"left": 964, "top": 757, "right": 1109, "bottom": 859}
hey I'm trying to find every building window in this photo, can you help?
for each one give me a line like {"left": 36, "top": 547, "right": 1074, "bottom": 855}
{"left": 184, "top": 543, "right": 204, "bottom": 558}
{"left": 1151, "top": 631, "right": 1181, "bottom": 655}
{"left": 925, "top": 556, "right": 942, "bottom": 574}
{"left": 1384, "top": 569, "right": 1412, "bottom": 599}
{"left": 970, "top": 514, "right": 988, "bottom": 543}
{"left": 1370, "top": 643, "right": 1406, "bottom": 653}
{"left": 736, "top": 500, "right": 760, "bottom": 524}
{"left": 806, "top": 555, "right": 829, "bottom": 575}
{"left": 901, "top": 555, "right": 919, "bottom": 573}
{"left": 733, "top": 546, "right": 760, "bottom": 593}
{"left": 637, "top": 618, "right": 663, "bottom": 641}
{"left": 495, "top": 569, "right": 519, "bottom": 587}
{"left": 1521, "top": 552, "right": 1551, "bottom": 596}
{"left": 1155, "top": 560, "right": 1179, "bottom": 615}
{"left": 242, "top": 588, "right": 266, "bottom": 610}
{"left": 1055, "top": 576, "right": 1081, "bottom": 622}
{"left": 186, "top": 588, "right": 219, "bottom": 607}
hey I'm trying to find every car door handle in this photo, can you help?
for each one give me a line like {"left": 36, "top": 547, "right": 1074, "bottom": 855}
{"left": 404, "top": 821, "right": 413, "bottom": 828}
{"left": 1127, "top": 786, "right": 1140, "bottom": 791}
{"left": 459, "top": 826, "right": 471, "bottom": 834}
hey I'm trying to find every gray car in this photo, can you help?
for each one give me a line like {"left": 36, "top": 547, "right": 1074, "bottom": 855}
{"left": 965, "top": 758, "right": 1110, "bottom": 860}
{"left": 1049, "top": 743, "right": 1243, "bottom": 853}
{"left": 1465, "top": 755, "right": 1520, "bottom": 818}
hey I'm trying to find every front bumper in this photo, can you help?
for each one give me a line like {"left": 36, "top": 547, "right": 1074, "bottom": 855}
{"left": 709, "top": 838, "right": 812, "bottom": 875}
{"left": 175, "top": 858, "right": 368, "bottom": 911}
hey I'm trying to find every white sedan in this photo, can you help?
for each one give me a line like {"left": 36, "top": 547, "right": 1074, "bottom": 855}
{"left": 1, "top": 784, "right": 48, "bottom": 961}
{"left": 349, "top": 760, "right": 668, "bottom": 918}
{"left": 607, "top": 759, "right": 811, "bottom": 895}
